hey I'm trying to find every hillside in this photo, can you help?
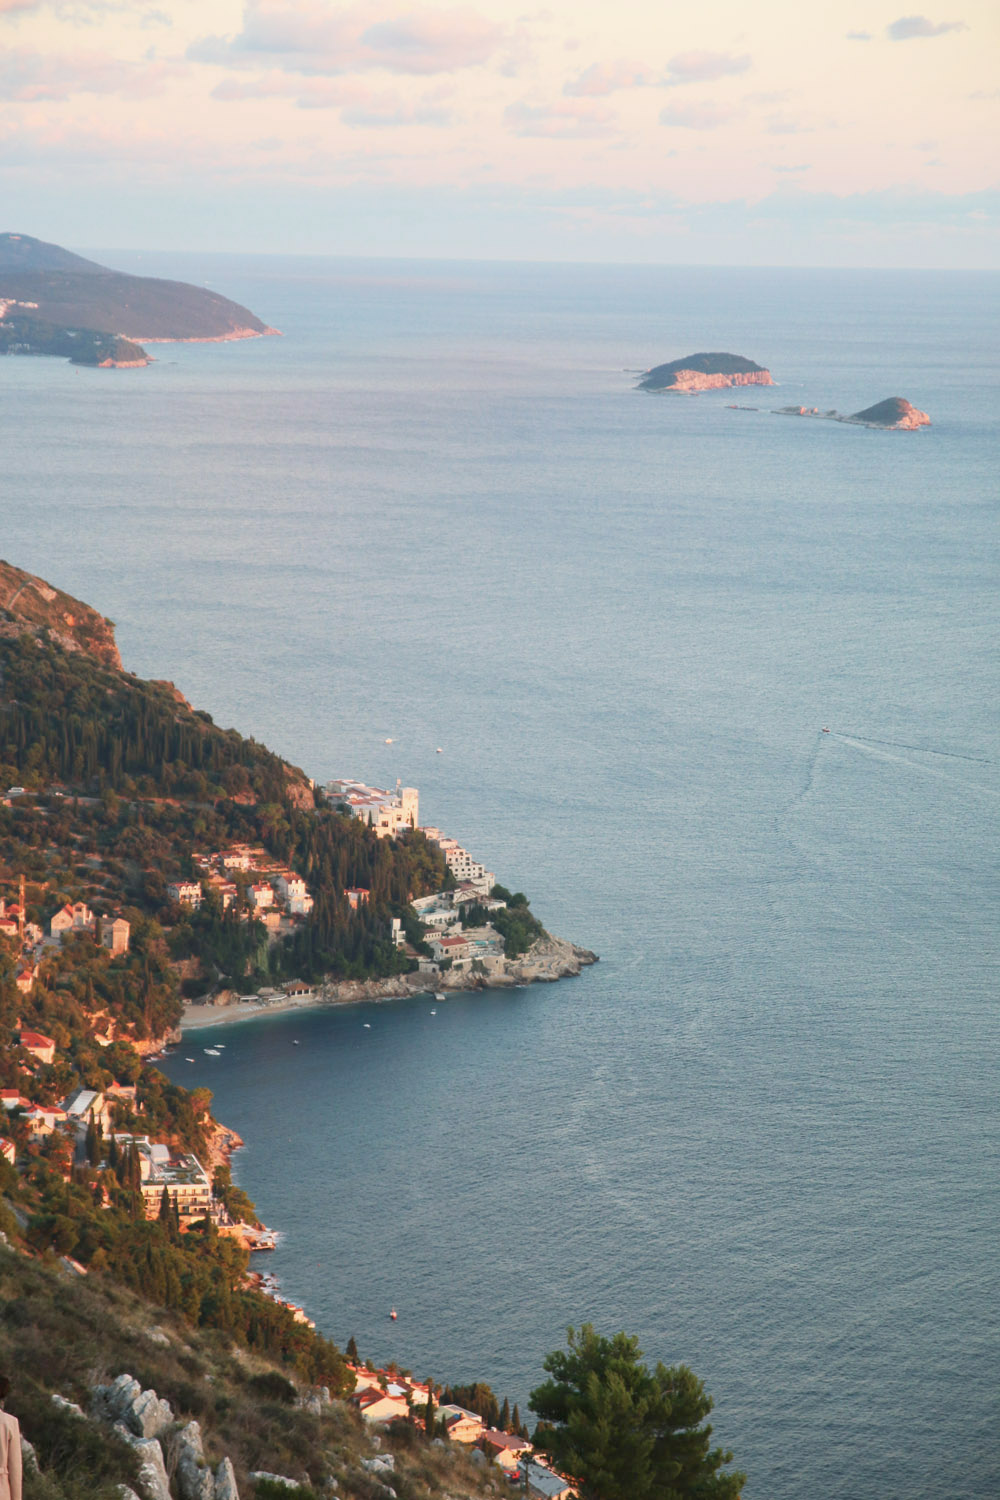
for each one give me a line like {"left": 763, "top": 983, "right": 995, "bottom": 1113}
{"left": 639, "top": 353, "right": 774, "bottom": 392}
{"left": 0, "top": 233, "right": 277, "bottom": 365}
{"left": 0, "top": 559, "right": 122, "bottom": 667}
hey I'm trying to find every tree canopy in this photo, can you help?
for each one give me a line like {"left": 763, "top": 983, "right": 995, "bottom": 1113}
{"left": 529, "top": 1325, "right": 744, "bottom": 1500}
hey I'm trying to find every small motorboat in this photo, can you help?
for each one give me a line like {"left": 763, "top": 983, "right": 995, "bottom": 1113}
{"left": 389, "top": 1308, "right": 398, "bottom": 1321}
{"left": 363, "top": 1023, "right": 371, "bottom": 1029}
{"left": 433, "top": 992, "right": 445, "bottom": 1001}
{"left": 430, "top": 1010, "right": 436, "bottom": 1015}
{"left": 822, "top": 727, "right": 830, "bottom": 733}
{"left": 385, "top": 737, "right": 394, "bottom": 744}
{"left": 185, "top": 1057, "right": 195, "bottom": 1063}
{"left": 436, "top": 747, "right": 443, "bottom": 754}
{"left": 292, "top": 1039, "right": 300, "bottom": 1045}
{"left": 204, "top": 1048, "right": 221, "bottom": 1056}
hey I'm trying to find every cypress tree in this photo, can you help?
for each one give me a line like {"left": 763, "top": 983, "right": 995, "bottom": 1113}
{"left": 500, "top": 1397, "right": 511, "bottom": 1431}
{"left": 346, "top": 1335, "right": 359, "bottom": 1364}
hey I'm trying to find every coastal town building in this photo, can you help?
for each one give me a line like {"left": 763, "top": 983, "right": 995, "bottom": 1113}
{"left": 50, "top": 901, "right": 95, "bottom": 939}
{"left": 166, "top": 881, "right": 202, "bottom": 909}
{"left": 63, "top": 1088, "right": 113, "bottom": 1134}
{"left": 23, "top": 1104, "right": 69, "bottom": 1139}
{"left": 14, "top": 962, "right": 36, "bottom": 994}
{"left": 421, "top": 829, "right": 494, "bottom": 892}
{"left": 99, "top": 915, "right": 131, "bottom": 955}
{"left": 344, "top": 887, "right": 369, "bottom": 911}
{"left": 437, "top": 1405, "right": 486, "bottom": 1444}
{"left": 518, "top": 1461, "right": 577, "bottom": 1500}
{"left": 1, "top": 1090, "right": 32, "bottom": 1112}
{"left": 114, "top": 1135, "right": 213, "bottom": 1225}
{"left": 479, "top": 1431, "right": 533, "bottom": 1471}
{"left": 325, "top": 779, "right": 419, "bottom": 838}
{"left": 247, "top": 882, "right": 275, "bottom": 911}
{"left": 19, "top": 1029, "right": 56, "bottom": 1064}
{"left": 0, "top": 1138, "right": 15, "bottom": 1166}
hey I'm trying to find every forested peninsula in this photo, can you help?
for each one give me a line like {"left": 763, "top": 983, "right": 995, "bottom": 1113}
{"left": 0, "top": 233, "right": 277, "bottom": 367}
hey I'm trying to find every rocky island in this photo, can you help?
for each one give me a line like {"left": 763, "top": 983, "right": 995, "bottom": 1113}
{"left": 774, "top": 396, "right": 931, "bottom": 430}
{"left": 638, "top": 351, "right": 774, "bottom": 392}
{"left": 0, "top": 231, "right": 278, "bottom": 367}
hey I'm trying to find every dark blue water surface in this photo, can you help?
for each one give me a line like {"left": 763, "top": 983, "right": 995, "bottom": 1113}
{"left": 3, "top": 259, "right": 998, "bottom": 1500}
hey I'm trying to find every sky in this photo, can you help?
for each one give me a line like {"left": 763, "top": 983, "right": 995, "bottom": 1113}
{"left": 1, "top": 0, "right": 998, "bottom": 265}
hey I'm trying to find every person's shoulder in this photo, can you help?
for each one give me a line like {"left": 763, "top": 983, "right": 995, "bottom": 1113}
{"left": 0, "top": 1408, "right": 18, "bottom": 1432}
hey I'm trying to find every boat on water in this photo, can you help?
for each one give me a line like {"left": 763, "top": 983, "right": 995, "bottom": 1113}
{"left": 185, "top": 1057, "right": 195, "bottom": 1062}
{"left": 389, "top": 1307, "right": 398, "bottom": 1321}
{"left": 203, "top": 1048, "right": 221, "bottom": 1056}
{"left": 433, "top": 992, "right": 445, "bottom": 1001}
{"left": 430, "top": 1010, "right": 437, "bottom": 1015}
{"left": 363, "top": 1023, "right": 371, "bottom": 1029}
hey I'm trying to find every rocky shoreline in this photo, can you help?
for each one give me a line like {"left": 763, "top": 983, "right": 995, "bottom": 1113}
{"left": 179, "top": 932, "right": 598, "bottom": 1032}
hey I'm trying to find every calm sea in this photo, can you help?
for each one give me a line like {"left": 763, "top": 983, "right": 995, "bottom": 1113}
{"left": 4, "top": 258, "right": 998, "bottom": 1499}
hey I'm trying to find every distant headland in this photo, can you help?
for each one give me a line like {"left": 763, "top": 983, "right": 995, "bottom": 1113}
{"left": 0, "top": 232, "right": 278, "bottom": 368}
{"left": 638, "top": 352, "right": 774, "bottom": 393}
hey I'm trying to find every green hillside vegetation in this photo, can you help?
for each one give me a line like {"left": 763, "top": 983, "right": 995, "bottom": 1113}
{"left": 0, "top": 630, "right": 448, "bottom": 996}
{"left": 0, "top": 314, "right": 148, "bottom": 366}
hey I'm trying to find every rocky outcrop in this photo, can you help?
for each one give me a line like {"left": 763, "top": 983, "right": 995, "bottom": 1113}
{"left": 172, "top": 1421, "right": 215, "bottom": 1500}
{"left": 639, "top": 353, "right": 773, "bottom": 392}
{"left": 114, "top": 1427, "right": 171, "bottom": 1500}
{"left": 846, "top": 396, "right": 930, "bottom": 429}
{"left": 0, "top": 559, "right": 122, "bottom": 668}
{"left": 93, "top": 1373, "right": 173, "bottom": 1438}
{"left": 513, "top": 933, "right": 599, "bottom": 984}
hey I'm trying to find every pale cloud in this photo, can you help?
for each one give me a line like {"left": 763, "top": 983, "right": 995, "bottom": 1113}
{"left": 563, "top": 60, "right": 652, "bottom": 97}
{"left": 0, "top": 48, "right": 176, "bottom": 101}
{"left": 659, "top": 100, "right": 735, "bottom": 130}
{"left": 663, "top": 50, "right": 750, "bottom": 86}
{"left": 846, "top": 30, "right": 872, "bottom": 40}
{"left": 505, "top": 98, "right": 613, "bottom": 137}
{"left": 190, "top": 1, "right": 505, "bottom": 77}
{"left": 0, "top": 0, "right": 43, "bottom": 12}
{"left": 772, "top": 163, "right": 810, "bottom": 173}
{"left": 765, "top": 114, "right": 814, "bottom": 135}
{"left": 342, "top": 99, "right": 452, "bottom": 126}
{"left": 887, "top": 14, "right": 967, "bottom": 38}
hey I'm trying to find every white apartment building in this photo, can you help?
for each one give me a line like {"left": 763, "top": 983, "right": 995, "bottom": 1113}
{"left": 422, "top": 829, "right": 494, "bottom": 893}
{"left": 325, "top": 779, "right": 419, "bottom": 839}
{"left": 166, "top": 882, "right": 202, "bottom": 909}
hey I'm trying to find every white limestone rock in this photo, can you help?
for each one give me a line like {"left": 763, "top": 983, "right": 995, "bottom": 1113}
{"left": 213, "top": 1456, "right": 240, "bottom": 1500}
{"left": 51, "top": 1392, "right": 86, "bottom": 1419}
{"left": 174, "top": 1420, "right": 214, "bottom": 1500}
{"left": 249, "top": 1475, "right": 299, "bottom": 1489}
{"left": 124, "top": 1435, "right": 171, "bottom": 1500}
{"left": 20, "top": 1434, "right": 38, "bottom": 1471}
{"left": 94, "top": 1373, "right": 174, "bottom": 1439}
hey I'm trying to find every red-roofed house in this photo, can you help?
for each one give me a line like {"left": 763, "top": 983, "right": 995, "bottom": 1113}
{"left": 353, "top": 1387, "right": 410, "bottom": 1424}
{"left": 1, "top": 1090, "right": 32, "bottom": 1112}
{"left": 480, "top": 1431, "right": 534, "bottom": 1471}
{"left": 0, "top": 1138, "right": 15, "bottom": 1165}
{"left": 14, "top": 962, "right": 36, "bottom": 995}
{"left": 23, "top": 1105, "right": 68, "bottom": 1138}
{"left": 19, "top": 1030, "right": 56, "bottom": 1064}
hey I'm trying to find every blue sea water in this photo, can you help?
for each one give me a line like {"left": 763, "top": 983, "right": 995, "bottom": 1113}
{"left": 3, "top": 258, "right": 999, "bottom": 1499}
